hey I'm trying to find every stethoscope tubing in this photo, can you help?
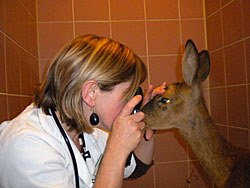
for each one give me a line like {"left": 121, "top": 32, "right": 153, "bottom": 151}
{"left": 50, "top": 108, "right": 80, "bottom": 188}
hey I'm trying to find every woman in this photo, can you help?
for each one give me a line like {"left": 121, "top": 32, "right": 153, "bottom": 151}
{"left": 0, "top": 34, "right": 166, "bottom": 188}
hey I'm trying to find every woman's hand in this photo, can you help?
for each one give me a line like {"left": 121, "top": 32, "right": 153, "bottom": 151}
{"left": 94, "top": 96, "right": 145, "bottom": 188}
{"left": 142, "top": 82, "right": 167, "bottom": 106}
{"left": 142, "top": 82, "right": 167, "bottom": 141}
{"left": 108, "top": 95, "right": 145, "bottom": 158}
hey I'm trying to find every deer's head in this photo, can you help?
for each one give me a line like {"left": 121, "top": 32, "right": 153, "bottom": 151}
{"left": 142, "top": 40, "right": 210, "bottom": 130}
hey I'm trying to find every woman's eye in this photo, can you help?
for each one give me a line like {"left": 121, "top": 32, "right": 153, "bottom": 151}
{"left": 160, "top": 98, "right": 170, "bottom": 104}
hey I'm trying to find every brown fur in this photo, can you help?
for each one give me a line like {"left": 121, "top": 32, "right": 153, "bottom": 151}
{"left": 142, "top": 40, "right": 250, "bottom": 188}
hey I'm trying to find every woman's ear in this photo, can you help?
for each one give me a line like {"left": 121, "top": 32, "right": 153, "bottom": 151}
{"left": 81, "top": 80, "right": 98, "bottom": 107}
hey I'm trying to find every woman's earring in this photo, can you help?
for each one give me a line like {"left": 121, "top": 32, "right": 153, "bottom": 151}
{"left": 90, "top": 112, "right": 99, "bottom": 126}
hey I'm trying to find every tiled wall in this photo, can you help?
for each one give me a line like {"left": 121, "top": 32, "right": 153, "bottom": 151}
{"left": 37, "top": 0, "right": 206, "bottom": 84}
{"left": 0, "top": 0, "right": 39, "bottom": 122}
{"left": 206, "top": 0, "right": 250, "bottom": 151}
{"left": 37, "top": 1, "right": 208, "bottom": 188}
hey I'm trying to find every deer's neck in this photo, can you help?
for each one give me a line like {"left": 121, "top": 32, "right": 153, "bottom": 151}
{"left": 179, "top": 102, "right": 236, "bottom": 188}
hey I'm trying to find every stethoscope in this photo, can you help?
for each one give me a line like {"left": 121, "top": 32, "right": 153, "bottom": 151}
{"left": 50, "top": 107, "right": 80, "bottom": 188}
{"left": 49, "top": 87, "right": 143, "bottom": 188}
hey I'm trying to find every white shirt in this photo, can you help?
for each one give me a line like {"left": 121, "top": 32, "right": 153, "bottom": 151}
{"left": 0, "top": 104, "right": 136, "bottom": 188}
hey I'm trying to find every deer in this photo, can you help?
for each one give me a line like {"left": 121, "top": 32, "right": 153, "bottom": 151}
{"left": 142, "top": 40, "right": 250, "bottom": 188}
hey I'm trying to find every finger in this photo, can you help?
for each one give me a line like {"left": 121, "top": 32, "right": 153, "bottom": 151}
{"left": 119, "top": 95, "right": 142, "bottom": 116}
{"left": 130, "top": 111, "right": 145, "bottom": 123}
{"left": 142, "top": 85, "right": 154, "bottom": 106}
{"left": 139, "top": 121, "right": 145, "bottom": 130}
{"left": 143, "top": 129, "right": 155, "bottom": 141}
{"left": 131, "top": 119, "right": 145, "bottom": 130}
{"left": 137, "top": 123, "right": 146, "bottom": 139}
{"left": 152, "top": 82, "right": 167, "bottom": 97}
{"left": 160, "top": 81, "right": 167, "bottom": 88}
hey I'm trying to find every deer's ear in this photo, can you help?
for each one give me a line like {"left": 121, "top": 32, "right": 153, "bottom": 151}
{"left": 182, "top": 40, "right": 199, "bottom": 86}
{"left": 197, "top": 50, "right": 210, "bottom": 83}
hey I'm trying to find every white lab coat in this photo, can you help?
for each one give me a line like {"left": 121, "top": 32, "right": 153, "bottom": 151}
{"left": 0, "top": 104, "right": 136, "bottom": 188}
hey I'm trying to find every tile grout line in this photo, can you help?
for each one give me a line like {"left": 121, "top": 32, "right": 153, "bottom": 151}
{"left": 143, "top": 0, "right": 150, "bottom": 86}
{"left": 219, "top": 1, "right": 230, "bottom": 141}
{"left": 108, "top": 0, "right": 112, "bottom": 38}
{"left": 35, "top": 0, "right": 41, "bottom": 82}
{"left": 72, "top": 0, "right": 76, "bottom": 38}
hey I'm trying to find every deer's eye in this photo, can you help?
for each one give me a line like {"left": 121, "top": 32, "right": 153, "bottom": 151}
{"left": 160, "top": 98, "right": 171, "bottom": 104}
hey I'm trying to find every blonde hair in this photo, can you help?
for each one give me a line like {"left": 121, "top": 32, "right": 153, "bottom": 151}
{"left": 34, "top": 34, "right": 147, "bottom": 133}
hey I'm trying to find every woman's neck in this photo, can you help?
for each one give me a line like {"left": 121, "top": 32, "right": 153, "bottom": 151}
{"left": 65, "top": 128, "right": 83, "bottom": 152}
{"left": 56, "top": 111, "right": 83, "bottom": 152}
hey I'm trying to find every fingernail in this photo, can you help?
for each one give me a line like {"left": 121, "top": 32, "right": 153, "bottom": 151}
{"left": 144, "top": 133, "right": 149, "bottom": 141}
